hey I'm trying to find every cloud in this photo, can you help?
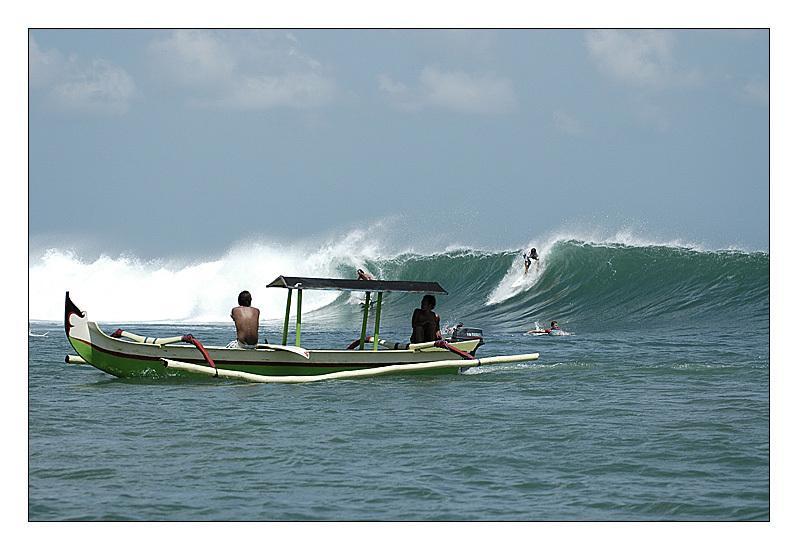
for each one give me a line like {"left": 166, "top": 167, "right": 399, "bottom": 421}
{"left": 29, "top": 36, "right": 66, "bottom": 88}
{"left": 552, "top": 110, "right": 586, "bottom": 136}
{"left": 739, "top": 78, "right": 768, "bottom": 105}
{"left": 148, "top": 30, "right": 235, "bottom": 90}
{"left": 585, "top": 30, "right": 699, "bottom": 88}
{"left": 50, "top": 60, "right": 135, "bottom": 116}
{"left": 29, "top": 36, "right": 135, "bottom": 115}
{"left": 197, "top": 74, "right": 336, "bottom": 110}
{"left": 378, "top": 66, "right": 517, "bottom": 114}
{"left": 148, "top": 30, "right": 335, "bottom": 110}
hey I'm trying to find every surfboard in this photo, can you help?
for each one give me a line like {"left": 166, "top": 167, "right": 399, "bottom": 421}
{"left": 526, "top": 329, "right": 567, "bottom": 336}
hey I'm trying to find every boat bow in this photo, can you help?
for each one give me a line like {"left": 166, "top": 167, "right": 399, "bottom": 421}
{"left": 65, "top": 291, "right": 90, "bottom": 343}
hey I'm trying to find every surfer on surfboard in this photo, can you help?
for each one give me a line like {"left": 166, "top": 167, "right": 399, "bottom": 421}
{"left": 527, "top": 320, "right": 562, "bottom": 335}
{"left": 523, "top": 248, "right": 539, "bottom": 275}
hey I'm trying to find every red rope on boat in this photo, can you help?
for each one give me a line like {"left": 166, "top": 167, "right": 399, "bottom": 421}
{"left": 181, "top": 334, "right": 218, "bottom": 377}
{"left": 346, "top": 336, "right": 375, "bottom": 350}
{"left": 434, "top": 339, "right": 475, "bottom": 360}
{"left": 110, "top": 329, "right": 123, "bottom": 338}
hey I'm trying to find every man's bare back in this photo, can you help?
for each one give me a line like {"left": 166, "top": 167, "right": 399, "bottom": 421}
{"left": 231, "top": 290, "right": 260, "bottom": 346}
{"left": 231, "top": 306, "right": 260, "bottom": 345}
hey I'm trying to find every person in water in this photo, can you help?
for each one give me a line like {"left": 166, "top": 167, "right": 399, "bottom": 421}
{"left": 526, "top": 320, "right": 562, "bottom": 335}
{"left": 411, "top": 294, "right": 442, "bottom": 343}
{"left": 357, "top": 268, "right": 374, "bottom": 280}
{"left": 523, "top": 248, "right": 539, "bottom": 275}
{"left": 228, "top": 290, "right": 261, "bottom": 349}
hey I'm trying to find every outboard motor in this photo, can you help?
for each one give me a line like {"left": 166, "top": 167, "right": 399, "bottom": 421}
{"left": 447, "top": 324, "right": 484, "bottom": 354}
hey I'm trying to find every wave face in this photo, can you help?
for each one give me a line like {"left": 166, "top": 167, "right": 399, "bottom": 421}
{"left": 30, "top": 237, "right": 769, "bottom": 333}
{"left": 339, "top": 240, "right": 769, "bottom": 333}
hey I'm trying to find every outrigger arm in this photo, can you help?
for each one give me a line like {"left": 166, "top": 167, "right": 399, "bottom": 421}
{"left": 163, "top": 352, "right": 540, "bottom": 384}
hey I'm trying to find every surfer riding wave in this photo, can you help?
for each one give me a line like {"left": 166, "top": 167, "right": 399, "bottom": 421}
{"left": 523, "top": 248, "right": 539, "bottom": 275}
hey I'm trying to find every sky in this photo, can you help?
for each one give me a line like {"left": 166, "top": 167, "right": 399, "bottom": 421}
{"left": 28, "top": 29, "right": 769, "bottom": 257}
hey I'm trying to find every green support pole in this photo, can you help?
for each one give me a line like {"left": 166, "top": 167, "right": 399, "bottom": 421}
{"left": 372, "top": 292, "right": 383, "bottom": 351}
{"left": 358, "top": 291, "right": 371, "bottom": 350}
{"left": 295, "top": 289, "right": 302, "bottom": 347}
{"left": 282, "top": 289, "right": 293, "bottom": 346}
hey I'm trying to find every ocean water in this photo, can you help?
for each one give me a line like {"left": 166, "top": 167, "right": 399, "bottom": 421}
{"left": 28, "top": 239, "right": 769, "bottom": 520}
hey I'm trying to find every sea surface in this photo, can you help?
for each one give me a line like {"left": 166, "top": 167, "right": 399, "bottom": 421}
{"left": 28, "top": 240, "right": 769, "bottom": 520}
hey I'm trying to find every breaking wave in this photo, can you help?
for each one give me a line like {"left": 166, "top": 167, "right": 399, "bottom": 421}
{"left": 29, "top": 230, "right": 769, "bottom": 333}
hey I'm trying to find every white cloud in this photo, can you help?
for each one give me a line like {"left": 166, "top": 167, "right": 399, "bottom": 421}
{"left": 378, "top": 66, "right": 517, "bottom": 114}
{"left": 585, "top": 30, "right": 699, "bottom": 88}
{"left": 378, "top": 75, "right": 410, "bottom": 96}
{"left": 148, "top": 30, "right": 235, "bottom": 90}
{"left": 29, "top": 36, "right": 66, "bottom": 88}
{"left": 198, "top": 74, "right": 336, "bottom": 110}
{"left": 552, "top": 110, "right": 586, "bottom": 136}
{"left": 29, "top": 36, "right": 135, "bottom": 115}
{"left": 740, "top": 78, "right": 768, "bottom": 105}
{"left": 51, "top": 60, "right": 135, "bottom": 116}
{"left": 148, "top": 30, "right": 335, "bottom": 110}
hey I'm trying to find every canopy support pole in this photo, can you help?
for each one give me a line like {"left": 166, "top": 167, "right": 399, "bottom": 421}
{"left": 359, "top": 291, "right": 371, "bottom": 350}
{"left": 282, "top": 289, "right": 292, "bottom": 346}
{"left": 372, "top": 292, "right": 383, "bottom": 351}
{"left": 296, "top": 289, "right": 303, "bottom": 347}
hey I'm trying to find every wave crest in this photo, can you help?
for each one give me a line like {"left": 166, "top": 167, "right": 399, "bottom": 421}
{"left": 29, "top": 231, "right": 768, "bottom": 330}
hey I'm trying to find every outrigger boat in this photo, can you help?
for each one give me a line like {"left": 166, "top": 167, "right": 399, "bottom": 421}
{"left": 65, "top": 276, "right": 539, "bottom": 383}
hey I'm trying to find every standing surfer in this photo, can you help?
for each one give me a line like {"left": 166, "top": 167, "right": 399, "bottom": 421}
{"left": 523, "top": 248, "right": 539, "bottom": 275}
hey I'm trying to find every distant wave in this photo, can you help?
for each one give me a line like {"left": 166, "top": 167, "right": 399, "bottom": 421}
{"left": 29, "top": 230, "right": 768, "bottom": 332}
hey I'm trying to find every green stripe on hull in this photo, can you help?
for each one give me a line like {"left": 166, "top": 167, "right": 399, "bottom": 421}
{"left": 68, "top": 337, "right": 461, "bottom": 379}
{"left": 70, "top": 337, "right": 166, "bottom": 378}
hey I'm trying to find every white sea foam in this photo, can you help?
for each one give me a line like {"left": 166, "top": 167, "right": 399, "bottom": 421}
{"left": 30, "top": 221, "right": 748, "bottom": 322}
{"left": 29, "top": 228, "right": 389, "bottom": 323}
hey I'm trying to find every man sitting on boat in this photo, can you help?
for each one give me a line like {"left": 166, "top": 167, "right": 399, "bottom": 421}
{"left": 228, "top": 290, "right": 261, "bottom": 349}
{"left": 411, "top": 294, "right": 442, "bottom": 343}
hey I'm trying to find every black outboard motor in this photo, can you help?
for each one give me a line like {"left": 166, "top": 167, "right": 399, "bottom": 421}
{"left": 447, "top": 323, "right": 484, "bottom": 354}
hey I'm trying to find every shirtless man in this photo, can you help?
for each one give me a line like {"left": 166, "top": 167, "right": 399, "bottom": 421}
{"left": 229, "top": 290, "right": 260, "bottom": 349}
{"left": 411, "top": 294, "right": 442, "bottom": 344}
{"left": 357, "top": 268, "right": 374, "bottom": 280}
{"left": 527, "top": 320, "right": 562, "bottom": 335}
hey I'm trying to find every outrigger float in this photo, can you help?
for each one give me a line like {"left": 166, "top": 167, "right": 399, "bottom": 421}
{"left": 65, "top": 276, "right": 540, "bottom": 383}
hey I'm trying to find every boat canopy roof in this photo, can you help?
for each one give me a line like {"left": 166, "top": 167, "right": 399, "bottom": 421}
{"left": 266, "top": 276, "right": 447, "bottom": 294}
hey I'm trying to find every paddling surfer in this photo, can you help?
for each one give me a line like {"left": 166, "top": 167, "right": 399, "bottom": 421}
{"left": 526, "top": 320, "right": 562, "bottom": 335}
{"left": 523, "top": 248, "right": 539, "bottom": 275}
{"left": 357, "top": 268, "right": 374, "bottom": 281}
{"left": 228, "top": 290, "right": 261, "bottom": 349}
{"left": 411, "top": 294, "right": 442, "bottom": 343}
